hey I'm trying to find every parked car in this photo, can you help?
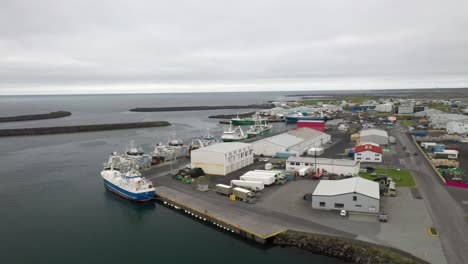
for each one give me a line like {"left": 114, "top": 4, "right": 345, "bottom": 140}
{"left": 340, "top": 210, "right": 347, "bottom": 216}
{"left": 413, "top": 152, "right": 419, "bottom": 156}
{"left": 378, "top": 213, "right": 388, "bottom": 222}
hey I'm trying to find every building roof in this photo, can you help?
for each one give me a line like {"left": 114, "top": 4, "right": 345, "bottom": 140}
{"left": 287, "top": 156, "right": 359, "bottom": 167}
{"left": 312, "top": 177, "right": 380, "bottom": 199}
{"left": 253, "top": 128, "right": 330, "bottom": 149}
{"left": 360, "top": 129, "right": 388, "bottom": 138}
{"left": 288, "top": 127, "right": 328, "bottom": 140}
{"left": 354, "top": 144, "right": 383, "bottom": 154}
{"left": 193, "top": 142, "right": 251, "bottom": 154}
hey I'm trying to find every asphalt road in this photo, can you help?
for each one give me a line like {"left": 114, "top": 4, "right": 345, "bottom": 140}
{"left": 392, "top": 124, "right": 468, "bottom": 264}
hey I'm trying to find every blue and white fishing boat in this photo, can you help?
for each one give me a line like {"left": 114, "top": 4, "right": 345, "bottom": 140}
{"left": 101, "top": 166, "right": 155, "bottom": 202}
{"left": 285, "top": 111, "right": 329, "bottom": 123}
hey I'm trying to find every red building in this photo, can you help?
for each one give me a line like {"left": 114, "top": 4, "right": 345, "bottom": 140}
{"left": 296, "top": 120, "right": 325, "bottom": 132}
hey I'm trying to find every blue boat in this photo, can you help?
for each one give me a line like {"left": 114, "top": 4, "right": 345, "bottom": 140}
{"left": 101, "top": 168, "right": 155, "bottom": 202}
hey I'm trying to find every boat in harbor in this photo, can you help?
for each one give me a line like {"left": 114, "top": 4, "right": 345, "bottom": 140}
{"left": 221, "top": 123, "right": 247, "bottom": 142}
{"left": 150, "top": 136, "right": 189, "bottom": 165}
{"left": 285, "top": 111, "right": 329, "bottom": 123}
{"left": 246, "top": 119, "right": 272, "bottom": 138}
{"left": 103, "top": 141, "right": 152, "bottom": 171}
{"left": 101, "top": 165, "right": 155, "bottom": 202}
{"left": 231, "top": 114, "right": 267, "bottom": 126}
{"left": 189, "top": 129, "right": 219, "bottom": 152}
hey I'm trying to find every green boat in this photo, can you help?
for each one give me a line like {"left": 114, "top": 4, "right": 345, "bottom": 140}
{"left": 231, "top": 114, "right": 267, "bottom": 126}
{"left": 246, "top": 120, "right": 273, "bottom": 138}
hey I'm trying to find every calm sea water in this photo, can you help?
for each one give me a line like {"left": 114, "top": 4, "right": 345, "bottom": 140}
{"left": 0, "top": 93, "right": 343, "bottom": 264}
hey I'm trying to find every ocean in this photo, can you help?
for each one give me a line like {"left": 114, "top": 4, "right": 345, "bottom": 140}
{"left": 0, "top": 93, "right": 343, "bottom": 264}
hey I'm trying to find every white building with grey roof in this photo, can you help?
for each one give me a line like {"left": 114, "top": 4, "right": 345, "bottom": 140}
{"left": 190, "top": 142, "right": 253, "bottom": 176}
{"left": 359, "top": 128, "right": 389, "bottom": 146}
{"left": 312, "top": 177, "right": 380, "bottom": 213}
{"left": 252, "top": 128, "right": 331, "bottom": 157}
{"left": 286, "top": 156, "right": 360, "bottom": 176}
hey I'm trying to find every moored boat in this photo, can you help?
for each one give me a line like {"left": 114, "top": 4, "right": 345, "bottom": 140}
{"left": 151, "top": 136, "right": 189, "bottom": 165}
{"left": 101, "top": 165, "right": 155, "bottom": 202}
{"left": 246, "top": 120, "right": 273, "bottom": 138}
{"left": 221, "top": 123, "right": 247, "bottom": 142}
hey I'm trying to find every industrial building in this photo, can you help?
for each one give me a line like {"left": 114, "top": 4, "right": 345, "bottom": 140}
{"left": 252, "top": 128, "right": 331, "bottom": 157}
{"left": 286, "top": 157, "right": 360, "bottom": 176}
{"left": 296, "top": 120, "right": 325, "bottom": 132}
{"left": 446, "top": 121, "right": 468, "bottom": 135}
{"left": 395, "top": 105, "right": 414, "bottom": 114}
{"left": 190, "top": 142, "right": 253, "bottom": 176}
{"left": 359, "top": 129, "right": 389, "bottom": 146}
{"left": 376, "top": 103, "right": 393, "bottom": 113}
{"left": 354, "top": 144, "right": 383, "bottom": 163}
{"left": 312, "top": 177, "right": 380, "bottom": 213}
{"left": 431, "top": 114, "right": 468, "bottom": 129}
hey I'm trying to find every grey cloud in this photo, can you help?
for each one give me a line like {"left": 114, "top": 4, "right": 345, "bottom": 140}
{"left": 0, "top": 0, "right": 468, "bottom": 94}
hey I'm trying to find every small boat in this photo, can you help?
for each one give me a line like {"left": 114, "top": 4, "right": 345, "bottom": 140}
{"left": 221, "top": 123, "right": 247, "bottom": 142}
{"left": 101, "top": 164, "right": 155, "bottom": 202}
{"left": 246, "top": 119, "right": 273, "bottom": 138}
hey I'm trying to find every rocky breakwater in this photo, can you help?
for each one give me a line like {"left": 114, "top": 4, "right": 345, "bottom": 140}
{"left": 0, "top": 121, "right": 171, "bottom": 137}
{"left": 273, "top": 231, "right": 427, "bottom": 264}
{"left": 0, "top": 111, "right": 71, "bottom": 123}
{"left": 130, "top": 104, "right": 274, "bottom": 112}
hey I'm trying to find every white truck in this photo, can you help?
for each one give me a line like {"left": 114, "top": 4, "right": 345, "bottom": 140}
{"left": 232, "top": 187, "right": 256, "bottom": 204}
{"left": 215, "top": 184, "right": 232, "bottom": 196}
{"left": 298, "top": 167, "right": 313, "bottom": 177}
{"left": 230, "top": 180, "right": 264, "bottom": 192}
{"left": 240, "top": 173, "right": 276, "bottom": 186}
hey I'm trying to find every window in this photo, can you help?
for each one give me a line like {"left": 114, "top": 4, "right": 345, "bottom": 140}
{"left": 356, "top": 153, "right": 361, "bottom": 156}
{"left": 375, "top": 154, "right": 380, "bottom": 156}
{"left": 375, "top": 158, "right": 380, "bottom": 161}
{"left": 356, "top": 157, "right": 361, "bottom": 160}
{"left": 334, "top": 203, "right": 344, "bottom": 208}
{"left": 365, "top": 158, "right": 370, "bottom": 160}
{"left": 319, "top": 202, "right": 325, "bottom": 207}
{"left": 355, "top": 205, "right": 362, "bottom": 207}
{"left": 353, "top": 196, "right": 357, "bottom": 201}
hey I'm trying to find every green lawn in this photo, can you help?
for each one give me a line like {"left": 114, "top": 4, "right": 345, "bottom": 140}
{"left": 402, "top": 119, "right": 417, "bottom": 127}
{"left": 359, "top": 168, "right": 416, "bottom": 187}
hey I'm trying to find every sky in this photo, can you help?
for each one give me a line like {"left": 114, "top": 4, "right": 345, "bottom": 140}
{"left": 1, "top": 0, "right": 468, "bottom": 95}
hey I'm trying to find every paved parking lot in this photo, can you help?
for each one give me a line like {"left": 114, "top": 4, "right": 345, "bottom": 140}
{"left": 255, "top": 180, "right": 446, "bottom": 264}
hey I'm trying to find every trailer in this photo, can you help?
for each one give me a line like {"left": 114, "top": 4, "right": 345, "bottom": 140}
{"left": 215, "top": 184, "right": 232, "bottom": 196}
{"left": 240, "top": 175, "right": 275, "bottom": 185}
{"left": 298, "top": 167, "right": 313, "bottom": 177}
{"left": 232, "top": 187, "right": 256, "bottom": 204}
{"left": 230, "top": 180, "right": 264, "bottom": 192}
{"left": 253, "top": 170, "right": 287, "bottom": 184}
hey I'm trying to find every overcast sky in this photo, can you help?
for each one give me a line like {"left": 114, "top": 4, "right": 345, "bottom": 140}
{"left": 1, "top": 0, "right": 468, "bottom": 95}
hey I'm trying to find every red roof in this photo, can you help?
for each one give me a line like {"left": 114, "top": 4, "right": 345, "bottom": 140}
{"left": 354, "top": 144, "right": 383, "bottom": 154}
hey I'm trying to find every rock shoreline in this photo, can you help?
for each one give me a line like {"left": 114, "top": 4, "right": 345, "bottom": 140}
{"left": 273, "top": 230, "right": 427, "bottom": 264}
{"left": 0, "top": 121, "right": 171, "bottom": 137}
{"left": 0, "top": 111, "right": 71, "bottom": 123}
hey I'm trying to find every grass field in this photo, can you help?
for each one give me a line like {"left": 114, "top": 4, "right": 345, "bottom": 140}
{"left": 359, "top": 168, "right": 416, "bottom": 187}
{"left": 402, "top": 119, "right": 417, "bottom": 127}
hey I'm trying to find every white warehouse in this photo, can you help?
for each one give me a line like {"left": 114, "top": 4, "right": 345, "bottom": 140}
{"left": 190, "top": 142, "right": 253, "bottom": 176}
{"left": 286, "top": 157, "right": 360, "bottom": 176}
{"left": 359, "top": 129, "right": 389, "bottom": 146}
{"left": 252, "top": 128, "right": 331, "bottom": 157}
{"left": 312, "top": 177, "right": 380, "bottom": 213}
{"left": 446, "top": 121, "right": 468, "bottom": 135}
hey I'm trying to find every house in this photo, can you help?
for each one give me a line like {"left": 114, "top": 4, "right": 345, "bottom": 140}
{"left": 252, "top": 128, "right": 331, "bottom": 157}
{"left": 354, "top": 144, "right": 383, "bottom": 163}
{"left": 190, "top": 142, "right": 253, "bottom": 175}
{"left": 286, "top": 157, "right": 360, "bottom": 176}
{"left": 312, "top": 177, "right": 380, "bottom": 213}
